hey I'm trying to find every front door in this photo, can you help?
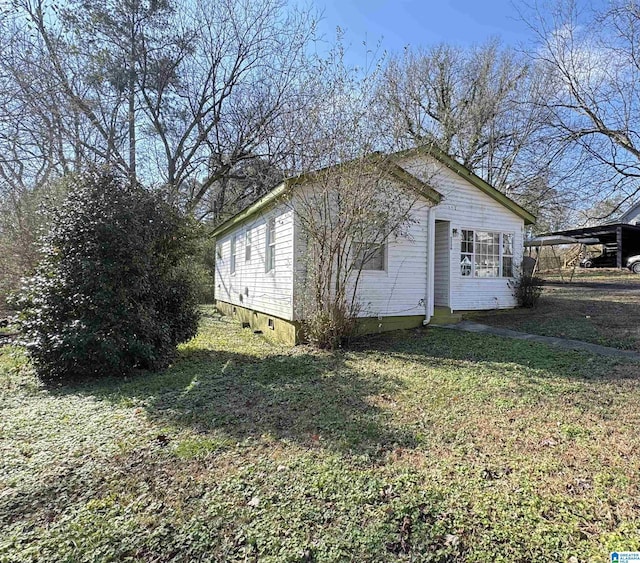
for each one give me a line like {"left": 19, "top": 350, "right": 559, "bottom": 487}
{"left": 434, "top": 220, "right": 450, "bottom": 307}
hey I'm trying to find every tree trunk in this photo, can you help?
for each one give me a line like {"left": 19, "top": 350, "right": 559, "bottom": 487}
{"left": 128, "top": 14, "right": 137, "bottom": 187}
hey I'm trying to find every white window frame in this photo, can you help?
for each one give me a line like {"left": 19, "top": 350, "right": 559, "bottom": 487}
{"left": 460, "top": 229, "right": 514, "bottom": 278}
{"left": 230, "top": 235, "right": 237, "bottom": 275}
{"left": 353, "top": 241, "right": 387, "bottom": 272}
{"left": 502, "top": 233, "right": 514, "bottom": 278}
{"left": 245, "top": 228, "right": 252, "bottom": 262}
{"left": 265, "top": 217, "right": 276, "bottom": 273}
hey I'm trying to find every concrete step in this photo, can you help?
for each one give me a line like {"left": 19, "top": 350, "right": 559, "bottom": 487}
{"left": 430, "top": 308, "right": 464, "bottom": 326}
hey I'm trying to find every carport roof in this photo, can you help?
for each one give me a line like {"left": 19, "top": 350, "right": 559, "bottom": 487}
{"left": 524, "top": 235, "right": 599, "bottom": 247}
{"left": 540, "top": 223, "right": 640, "bottom": 244}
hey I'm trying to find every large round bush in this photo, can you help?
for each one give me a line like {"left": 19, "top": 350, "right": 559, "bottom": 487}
{"left": 16, "top": 171, "right": 199, "bottom": 380}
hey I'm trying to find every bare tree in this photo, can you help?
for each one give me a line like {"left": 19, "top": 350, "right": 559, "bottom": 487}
{"left": 522, "top": 0, "right": 640, "bottom": 217}
{"left": 6, "top": 0, "right": 133, "bottom": 175}
{"left": 0, "top": 0, "right": 319, "bottom": 304}
{"left": 58, "top": 0, "right": 176, "bottom": 186}
{"left": 0, "top": 18, "right": 86, "bottom": 305}
{"left": 379, "top": 42, "right": 548, "bottom": 185}
{"left": 294, "top": 157, "right": 426, "bottom": 348}
{"left": 0, "top": 19, "right": 82, "bottom": 196}
{"left": 284, "top": 44, "right": 431, "bottom": 348}
{"left": 3, "top": 0, "right": 317, "bottom": 210}
{"left": 376, "top": 39, "right": 571, "bottom": 228}
{"left": 142, "top": 0, "right": 317, "bottom": 213}
{"left": 195, "top": 158, "right": 284, "bottom": 223}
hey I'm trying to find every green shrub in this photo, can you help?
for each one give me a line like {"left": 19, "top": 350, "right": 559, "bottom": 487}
{"left": 510, "top": 274, "right": 544, "bottom": 308}
{"left": 14, "top": 170, "right": 199, "bottom": 381}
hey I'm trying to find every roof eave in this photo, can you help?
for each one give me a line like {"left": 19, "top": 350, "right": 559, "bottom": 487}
{"left": 383, "top": 161, "right": 443, "bottom": 204}
{"left": 393, "top": 145, "right": 537, "bottom": 225}
{"left": 211, "top": 156, "right": 444, "bottom": 238}
{"left": 211, "top": 145, "right": 537, "bottom": 237}
{"left": 211, "top": 180, "right": 290, "bottom": 238}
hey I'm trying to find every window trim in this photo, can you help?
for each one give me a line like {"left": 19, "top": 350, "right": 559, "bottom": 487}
{"left": 265, "top": 217, "right": 276, "bottom": 273}
{"left": 460, "top": 229, "right": 514, "bottom": 279}
{"left": 502, "top": 232, "right": 514, "bottom": 278}
{"left": 245, "top": 228, "right": 252, "bottom": 262}
{"left": 230, "top": 235, "right": 237, "bottom": 275}
{"left": 353, "top": 240, "right": 387, "bottom": 272}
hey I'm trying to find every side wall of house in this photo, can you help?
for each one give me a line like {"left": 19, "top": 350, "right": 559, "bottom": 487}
{"left": 214, "top": 202, "right": 295, "bottom": 321}
{"left": 290, "top": 184, "right": 432, "bottom": 320}
{"left": 398, "top": 155, "right": 525, "bottom": 311}
{"left": 621, "top": 202, "right": 640, "bottom": 224}
{"left": 351, "top": 202, "right": 431, "bottom": 318}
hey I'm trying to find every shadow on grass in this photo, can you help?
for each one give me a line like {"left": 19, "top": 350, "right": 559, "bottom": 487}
{"left": 342, "top": 327, "right": 639, "bottom": 425}
{"left": 47, "top": 306, "right": 634, "bottom": 460}
{"left": 349, "top": 325, "right": 632, "bottom": 390}
{"left": 54, "top": 333, "right": 415, "bottom": 456}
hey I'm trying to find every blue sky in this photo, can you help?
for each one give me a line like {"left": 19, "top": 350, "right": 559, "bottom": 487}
{"left": 309, "top": 0, "right": 534, "bottom": 61}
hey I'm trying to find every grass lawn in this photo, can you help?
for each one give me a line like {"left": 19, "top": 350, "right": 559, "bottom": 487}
{"left": 472, "top": 270, "right": 640, "bottom": 351}
{"left": 2, "top": 308, "right": 640, "bottom": 562}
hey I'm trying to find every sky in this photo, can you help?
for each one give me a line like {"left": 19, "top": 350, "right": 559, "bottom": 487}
{"left": 308, "top": 0, "right": 535, "bottom": 62}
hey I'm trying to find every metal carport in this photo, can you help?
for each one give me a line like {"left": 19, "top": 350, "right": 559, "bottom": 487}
{"left": 534, "top": 223, "right": 640, "bottom": 269}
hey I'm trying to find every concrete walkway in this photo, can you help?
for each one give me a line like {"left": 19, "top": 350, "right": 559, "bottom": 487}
{"left": 439, "top": 321, "right": 640, "bottom": 361}
{"left": 543, "top": 280, "right": 640, "bottom": 291}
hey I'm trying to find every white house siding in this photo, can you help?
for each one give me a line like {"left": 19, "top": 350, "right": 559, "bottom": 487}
{"left": 214, "top": 203, "right": 295, "bottom": 320}
{"left": 350, "top": 201, "right": 431, "bottom": 318}
{"left": 398, "top": 154, "right": 524, "bottom": 311}
{"left": 289, "top": 185, "right": 432, "bottom": 321}
{"left": 621, "top": 203, "right": 640, "bottom": 224}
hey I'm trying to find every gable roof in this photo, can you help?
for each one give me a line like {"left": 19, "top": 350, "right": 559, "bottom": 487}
{"left": 212, "top": 154, "right": 442, "bottom": 237}
{"left": 212, "top": 145, "right": 536, "bottom": 237}
{"left": 619, "top": 201, "right": 640, "bottom": 224}
{"left": 392, "top": 145, "right": 536, "bottom": 225}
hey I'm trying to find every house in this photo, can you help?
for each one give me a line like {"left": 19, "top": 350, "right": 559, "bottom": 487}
{"left": 619, "top": 201, "right": 640, "bottom": 225}
{"left": 212, "top": 146, "right": 536, "bottom": 344}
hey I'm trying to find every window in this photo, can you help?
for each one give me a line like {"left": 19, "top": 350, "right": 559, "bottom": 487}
{"left": 354, "top": 242, "right": 386, "bottom": 271}
{"left": 475, "top": 231, "right": 500, "bottom": 277}
{"left": 245, "top": 229, "right": 252, "bottom": 262}
{"left": 502, "top": 233, "right": 513, "bottom": 277}
{"left": 460, "top": 230, "right": 514, "bottom": 278}
{"left": 461, "top": 230, "right": 473, "bottom": 277}
{"left": 266, "top": 217, "right": 276, "bottom": 272}
{"left": 230, "top": 236, "right": 237, "bottom": 274}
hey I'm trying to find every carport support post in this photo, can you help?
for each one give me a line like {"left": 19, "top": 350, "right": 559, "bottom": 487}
{"left": 617, "top": 225, "right": 623, "bottom": 268}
